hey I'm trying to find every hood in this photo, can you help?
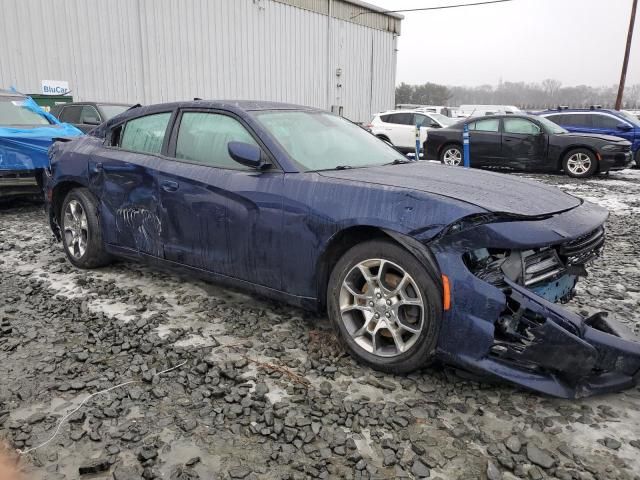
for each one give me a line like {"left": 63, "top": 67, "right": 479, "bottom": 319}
{"left": 561, "top": 132, "right": 631, "bottom": 143}
{"left": 318, "top": 162, "right": 582, "bottom": 217}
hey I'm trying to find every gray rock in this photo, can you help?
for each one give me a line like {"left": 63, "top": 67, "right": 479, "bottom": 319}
{"left": 411, "top": 460, "right": 430, "bottom": 478}
{"left": 526, "top": 444, "right": 555, "bottom": 469}
{"left": 228, "top": 466, "right": 252, "bottom": 478}
{"left": 487, "top": 460, "right": 502, "bottom": 480}
{"left": 505, "top": 435, "right": 521, "bottom": 453}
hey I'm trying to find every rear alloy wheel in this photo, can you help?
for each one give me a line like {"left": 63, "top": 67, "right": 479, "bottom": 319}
{"left": 61, "top": 188, "right": 112, "bottom": 269}
{"left": 328, "top": 240, "right": 442, "bottom": 373}
{"left": 563, "top": 149, "right": 597, "bottom": 178}
{"left": 441, "top": 145, "right": 463, "bottom": 166}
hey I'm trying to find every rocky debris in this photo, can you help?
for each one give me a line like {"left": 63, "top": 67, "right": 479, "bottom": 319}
{"left": 526, "top": 443, "right": 555, "bottom": 469}
{"left": 1, "top": 176, "right": 640, "bottom": 479}
{"left": 78, "top": 457, "right": 110, "bottom": 475}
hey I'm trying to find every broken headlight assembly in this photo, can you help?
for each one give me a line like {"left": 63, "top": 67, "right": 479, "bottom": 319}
{"left": 463, "top": 227, "right": 605, "bottom": 303}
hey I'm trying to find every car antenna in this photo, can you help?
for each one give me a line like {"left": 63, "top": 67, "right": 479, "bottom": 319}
{"left": 194, "top": 97, "right": 203, "bottom": 101}
{"left": 127, "top": 104, "right": 142, "bottom": 111}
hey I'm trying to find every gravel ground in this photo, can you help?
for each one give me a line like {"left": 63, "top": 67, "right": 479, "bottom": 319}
{"left": 1, "top": 170, "right": 639, "bottom": 480}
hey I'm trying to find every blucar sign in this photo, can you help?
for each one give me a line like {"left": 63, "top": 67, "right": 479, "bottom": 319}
{"left": 41, "top": 80, "right": 70, "bottom": 95}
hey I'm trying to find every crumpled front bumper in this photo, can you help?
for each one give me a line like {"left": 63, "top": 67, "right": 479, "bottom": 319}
{"left": 428, "top": 205, "right": 640, "bottom": 398}
{"left": 477, "top": 280, "right": 640, "bottom": 398}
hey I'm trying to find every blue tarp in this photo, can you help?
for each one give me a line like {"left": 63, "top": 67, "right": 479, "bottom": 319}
{"left": 0, "top": 93, "right": 83, "bottom": 172}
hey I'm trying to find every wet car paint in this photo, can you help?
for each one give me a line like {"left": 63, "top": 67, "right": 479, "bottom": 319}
{"left": 46, "top": 100, "right": 640, "bottom": 398}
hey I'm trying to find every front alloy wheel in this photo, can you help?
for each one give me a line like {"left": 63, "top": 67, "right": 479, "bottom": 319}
{"left": 563, "top": 149, "right": 597, "bottom": 178}
{"left": 340, "top": 259, "right": 424, "bottom": 357}
{"left": 328, "top": 240, "right": 442, "bottom": 374}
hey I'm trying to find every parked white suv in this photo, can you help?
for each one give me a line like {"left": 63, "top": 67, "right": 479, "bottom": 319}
{"left": 369, "top": 110, "right": 456, "bottom": 153}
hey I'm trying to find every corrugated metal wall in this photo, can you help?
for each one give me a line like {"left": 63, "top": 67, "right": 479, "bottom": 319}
{"left": 0, "top": 0, "right": 398, "bottom": 122}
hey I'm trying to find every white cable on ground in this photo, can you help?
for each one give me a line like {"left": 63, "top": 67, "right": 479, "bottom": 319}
{"left": 16, "top": 360, "right": 188, "bottom": 456}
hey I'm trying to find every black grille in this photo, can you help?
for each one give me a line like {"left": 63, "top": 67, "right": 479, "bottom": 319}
{"left": 558, "top": 227, "right": 605, "bottom": 265}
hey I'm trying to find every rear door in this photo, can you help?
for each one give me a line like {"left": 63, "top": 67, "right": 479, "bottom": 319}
{"left": 501, "top": 117, "right": 549, "bottom": 170}
{"left": 92, "top": 111, "right": 173, "bottom": 257}
{"left": 156, "top": 109, "right": 284, "bottom": 288}
{"left": 552, "top": 113, "right": 593, "bottom": 134}
{"left": 467, "top": 118, "right": 502, "bottom": 166}
{"left": 384, "top": 113, "right": 416, "bottom": 149}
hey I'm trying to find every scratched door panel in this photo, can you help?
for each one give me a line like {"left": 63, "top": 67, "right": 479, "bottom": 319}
{"left": 94, "top": 149, "right": 163, "bottom": 257}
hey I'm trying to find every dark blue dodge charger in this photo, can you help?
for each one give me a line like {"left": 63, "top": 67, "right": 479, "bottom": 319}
{"left": 45, "top": 100, "right": 640, "bottom": 398}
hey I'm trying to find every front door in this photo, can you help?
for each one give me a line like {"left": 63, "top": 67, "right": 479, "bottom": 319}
{"left": 501, "top": 117, "right": 549, "bottom": 170}
{"left": 92, "top": 111, "right": 172, "bottom": 257}
{"left": 157, "top": 110, "right": 284, "bottom": 289}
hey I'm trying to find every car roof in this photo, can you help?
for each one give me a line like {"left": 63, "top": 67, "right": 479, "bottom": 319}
{"left": 463, "top": 113, "right": 539, "bottom": 122}
{"left": 91, "top": 100, "right": 325, "bottom": 137}
{"left": 57, "top": 101, "right": 133, "bottom": 107}
{"left": 540, "top": 108, "right": 620, "bottom": 114}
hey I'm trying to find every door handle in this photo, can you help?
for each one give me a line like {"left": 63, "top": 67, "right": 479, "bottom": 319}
{"left": 161, "top": 180, "right": 179, "bottom": 192}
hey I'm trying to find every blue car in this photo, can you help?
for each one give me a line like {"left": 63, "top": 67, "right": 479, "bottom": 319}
{"left": 45, "top": 100, "right": 640, "bottom": 398}
{"left": 539, "top": 107, "right": 640, "bottom": 167}
{"left": 0, "top": 90, "right": 82, "bottom": 198}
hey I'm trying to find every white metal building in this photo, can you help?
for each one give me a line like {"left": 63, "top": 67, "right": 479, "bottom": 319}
{"left": 0, "top": 0, "right": 402, "bottom": 122}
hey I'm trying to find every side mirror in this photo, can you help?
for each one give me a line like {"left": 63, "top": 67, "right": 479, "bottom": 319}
{"left": 617, "top": 123, "right": 632, "bottom": 132}
{"left": 430, "top": 123, "right": 441, "bottom": 129}
{"left": 228, "top": 141, "right": 270, "bottom": 170}
{"left": 84, "top": 116, "right": 100, "bottom": 126}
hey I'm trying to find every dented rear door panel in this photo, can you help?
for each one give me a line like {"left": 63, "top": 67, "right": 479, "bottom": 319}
{"left": 93, "top": 149, "right": 163, "bottom": 257}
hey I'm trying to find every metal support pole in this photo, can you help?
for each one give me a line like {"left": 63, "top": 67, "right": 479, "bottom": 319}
{"left": 463, "top": 123, "right": 470, "bottom": 168}
{"left": 615, "top": 0, "right": 637, "bottom": 110}
{"left": 415, "top": 122, "right": 421, "bottom": 161}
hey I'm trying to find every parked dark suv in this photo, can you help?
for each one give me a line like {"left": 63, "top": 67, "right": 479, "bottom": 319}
{"left": 51, "top": 102, "right": 132, "bottom": 133}
{"left": 539, "top": 107, "right": 640, "bottom": 167}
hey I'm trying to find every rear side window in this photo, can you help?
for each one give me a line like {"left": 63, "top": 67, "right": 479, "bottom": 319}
{"left": 503, "top": 118, "right": 541, "bottom": 135}
{"left": 175, "top": 112, "right": 258, "bottom": 169}
{"left": 591, "top": 114, "right": 624, "bottom": 129}
{"left": 563, "top": 114, "right": 592, "bottom": 128}
{"left": 386, "top": 113, "right": 414, "bottom": 125}
{"left": 545, "top": 114, "right": 566, "bottom": 124}
{"left": 120, "top": 112, "right": 171, "bottom": 155}
{"left": 60, "top": 105, "right": 82, "bottom": 123}
{"left": 469, "top": 119, "right": 499, "bottom": 132}
{"left": 79, "top": 106, "right": 101, "bottom": 124}
{"left": 379, "top": 114, "right": 391, "bottom": 123}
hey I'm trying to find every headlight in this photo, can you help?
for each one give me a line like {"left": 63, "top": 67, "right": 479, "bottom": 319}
{"left": 601, "top": 144, "right": 623, "bottom": 152}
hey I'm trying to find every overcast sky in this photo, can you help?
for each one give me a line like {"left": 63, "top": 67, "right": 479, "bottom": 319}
{"left": 366, "top": 0, "right": 639, "bottom": 87}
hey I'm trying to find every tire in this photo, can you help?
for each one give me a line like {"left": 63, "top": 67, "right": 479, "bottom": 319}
{"left": 60, "top": 187, "right": 112, "bottom": 268}
{"left": 634, "top": 150, "right": 640, "bottom": 169}
{"left": 440, "top": 144, "right": 463, "bottom": 166}
{"left": 562, "top": 149, "right": 598, "bottom": 178}
{"left": 327, "top": 239, "right": 442, "bottom": 374}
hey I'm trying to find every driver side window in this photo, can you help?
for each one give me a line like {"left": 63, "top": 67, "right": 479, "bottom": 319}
{"left": 503, "top": 118, "right": 541, "bottom": 135}
{"left": 175, "top": 112, "right": 258, "bottom": 170}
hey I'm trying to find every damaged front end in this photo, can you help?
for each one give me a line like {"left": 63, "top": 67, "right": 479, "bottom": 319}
{"left": 428, "top": 204, "right": 640, "bottom": 398}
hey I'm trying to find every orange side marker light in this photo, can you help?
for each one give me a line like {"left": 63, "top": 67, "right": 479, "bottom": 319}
{"left": 441, "top": 274, "right": 451, "bottom": 311}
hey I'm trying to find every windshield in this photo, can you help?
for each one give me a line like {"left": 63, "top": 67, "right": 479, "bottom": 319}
{"left": 255, "top": 111, "right": 401, "bottom": 171}
{"left": 430, "top": 113, "right": 456, "bottom": 127}
{"left": 537, "top": 115, "right": 568, "bottom": 134}
{"left": 620, "top": 110, "right": 640, "bottom": 127}
{"left": 99, "top": 104, "right": 130, "bottom": 120}
{"left": 0, "top": 97, "right": 50, "bottom": 126}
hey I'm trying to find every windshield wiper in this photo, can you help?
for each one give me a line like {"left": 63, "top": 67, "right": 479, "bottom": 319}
{"left": 333, "top": 165, "right": 353, "bottom": 170}
{"left": 384, "top": 158, "right": 412, "bottom": 165}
